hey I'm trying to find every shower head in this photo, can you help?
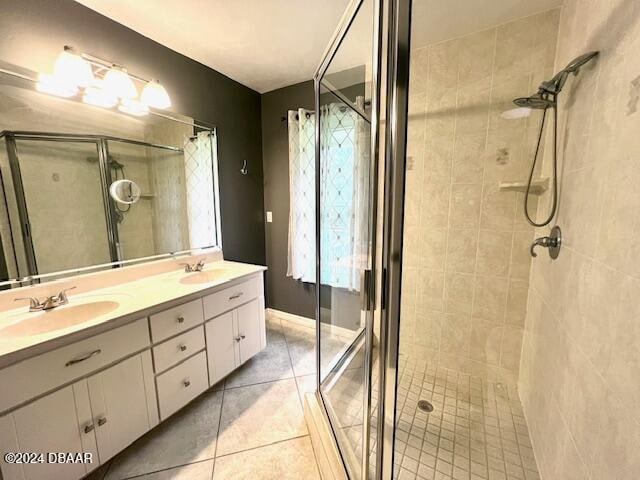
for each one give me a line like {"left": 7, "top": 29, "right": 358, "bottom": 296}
{"left": 512, "top": 51, "right": 599, "bottom": 109}
{"left": 513, "top": 94, "right": 555, "bottom": 110}
{"left": 539, "top": 51, "right": 600, "bottom": 95}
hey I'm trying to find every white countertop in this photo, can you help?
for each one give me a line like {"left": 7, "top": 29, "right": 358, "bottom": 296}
{"left": 0, "top": 260, "right": 266, "bottom": 368}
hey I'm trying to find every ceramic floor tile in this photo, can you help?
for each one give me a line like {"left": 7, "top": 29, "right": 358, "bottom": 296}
{"left": 216, "top": 378, "right": 308, "bottom": 456}
{"left": 135, "top": 460, "right": 214, "bottom": 480}
{"left": 266, "top": 316, "right": 286, "bottom": 344}
{"left": 105, "top": 390, "right": 222, "bottom": 480}
{"left": 212, "top": 436, "right": 320, "bottom": 480}
{"left": 390, "top": 358, "right": 540, "bottom": 480}
{"left": 83, "top": 461, "right": 110, "bottom": 480}
{"left": 281, "top": 323, "right": 316, "bottom": 347}
{"left": 295, "top": 374, "right": 317, "bottom": 399}
{"left": 286, "top": 338, "right": 316, "bottom": 376}
{"left": 224, "top": 341, "right": 294, "bottom": 389}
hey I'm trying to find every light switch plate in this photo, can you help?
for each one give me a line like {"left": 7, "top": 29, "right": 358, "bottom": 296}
{"left": 266, "top": 211, "right": 273, "bottom": 223}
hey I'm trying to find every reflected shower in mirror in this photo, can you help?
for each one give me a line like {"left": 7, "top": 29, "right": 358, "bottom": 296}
{"left": 0, "top": 64, "right": 221, "bottom": 287}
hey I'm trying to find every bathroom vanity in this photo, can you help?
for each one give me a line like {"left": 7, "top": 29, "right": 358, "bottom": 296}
{"left": 0, "top": 259, "right": 266, "bottom": 480}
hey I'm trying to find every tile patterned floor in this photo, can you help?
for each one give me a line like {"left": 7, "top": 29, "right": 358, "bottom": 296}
{"left": 390, "top": 354, "right": 540, "bottom": 480}
{"left": 83, "top": 314, "right": 323, "bottom": 480}
{"left": 82, "top": 313, "right": 541, "bottom": 480}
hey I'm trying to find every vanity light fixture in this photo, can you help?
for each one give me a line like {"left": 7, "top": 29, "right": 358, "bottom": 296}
{"left": 83, "top": 84, "right": 118, "bottom": 108}
{"left": 103, "top": 66, "right": 138, "bottom": 100}
{"left": 34, "top": 46, "right": 173, "bottom": 117}
{"left": 53, "top": 46, "right": 94, "bottom": 88}
{"left": 36, "top": 72, "right": 78, "bottom": 98}
{"left": 141, "top": 80, "right": 171, "bottom": 109}
{"left": 118, "top": 98, "right": 149, "bottom": 116}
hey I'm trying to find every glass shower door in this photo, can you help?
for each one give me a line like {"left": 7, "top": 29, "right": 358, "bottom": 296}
{"left": 315, "top": 0, "right": 380, "bottom": 478}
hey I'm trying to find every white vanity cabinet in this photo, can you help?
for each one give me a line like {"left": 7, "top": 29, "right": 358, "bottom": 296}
{"left": 203, "top": 275, "right": 266, "bottom": 386}
{"left": 0, "top": 350, "right": 156, "bottom": 480}
{"left": 0, "top": 384, "right": 90, "bottom": 480}
{"left": 205, "top": 297, "right": 266, "bottom": 385}
{"left": 0, "top": 270, "right": 266, "bottom": 480}
{"left": 86, "top": 351, "right": 157, "bottom": 463}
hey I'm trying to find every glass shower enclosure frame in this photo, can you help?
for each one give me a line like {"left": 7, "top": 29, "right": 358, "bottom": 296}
{"left": 313, "top": 0, "right": 413, "bottom": 478}
{"left": 313, "top": 0, "right": 383, "bottom": 478}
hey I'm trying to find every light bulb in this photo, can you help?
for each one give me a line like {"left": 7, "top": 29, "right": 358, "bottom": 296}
{"left": 104, "top": 66, "right": 137, "bottom": 99}
{"left": 141, "top": 80, "right": 171, "bottom": 109}
{"left": 83, "top": 85, "right": 118, "bottom": 108}
{"left": 36, "top": 72, "right": 78, "bottom": 98}
{"left": 118, "top": 98, "right": 149, "bottom": 116}
{"left": 54, "top": 48, "right": 94, "bottom": 88}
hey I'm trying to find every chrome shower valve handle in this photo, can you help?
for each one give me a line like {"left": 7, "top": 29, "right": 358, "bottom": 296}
{"left": 530, "top": 226, "right": 562, "bottom": 259}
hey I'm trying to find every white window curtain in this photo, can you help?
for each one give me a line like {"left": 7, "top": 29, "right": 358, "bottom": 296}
{"left": 287, "top": 97, "right": 370, "bottom": 291}
{"left": 287, "top": 109, "right": 316, "bottom": 283}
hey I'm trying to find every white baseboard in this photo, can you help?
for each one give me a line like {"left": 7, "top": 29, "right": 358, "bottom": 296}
{"left": 266, "top": 308, "right": 359, "bottom": 340}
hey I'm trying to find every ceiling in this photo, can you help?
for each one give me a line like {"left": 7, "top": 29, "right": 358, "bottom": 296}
{"left": 74, "top": 0, "right": 351, "bottom": 93}
{"left": 75, "top": 0, "right": 562, "bottom": 94}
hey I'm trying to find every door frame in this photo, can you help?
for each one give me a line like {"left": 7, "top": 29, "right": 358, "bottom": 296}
{"left": 313, "top": 0, "right": 384, "bottom": 477}
{"left": 375, "top": 0, "right": 412, "bottom": 478}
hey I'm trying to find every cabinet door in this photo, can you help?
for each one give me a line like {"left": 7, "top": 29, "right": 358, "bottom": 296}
{"left": 0, "top": 384, "right": 91, "bottom": 480}
{"left": 205, "top": 311, "right": 238, "bottom": 386}
{"left": 237, "top": 298, "right": 264, "bottom": 364}
{"left": 87, "top": 351, "right": 155, "bottom": 463}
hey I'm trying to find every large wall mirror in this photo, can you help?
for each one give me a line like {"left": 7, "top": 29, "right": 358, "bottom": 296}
{"left": 0, "top": 61, "right": 221, "bottom": 288}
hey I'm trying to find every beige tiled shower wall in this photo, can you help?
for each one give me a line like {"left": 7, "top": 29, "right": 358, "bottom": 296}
{"left": 400, "top": 9, "right": 560, "bottom": 384}
{"left": 519, "top": 0, "right": 640, "bottom": 478}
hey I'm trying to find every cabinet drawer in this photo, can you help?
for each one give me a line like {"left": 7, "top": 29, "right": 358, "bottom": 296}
{"left": 156, "top": 351, "right": 208, "bottom": 420}
{"left": 203, "top": 274, "right": 262, "bottom": 320}
{"left": 153, "top": 326, "right": 205, "bottom": 374}
{"left": 150, "top": 299, "right": 204, "bottom": 343}
{"left": 0, "top": 318, "right": 149, "bottom": 413}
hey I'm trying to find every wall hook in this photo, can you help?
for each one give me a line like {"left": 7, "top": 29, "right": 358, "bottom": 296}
{"left": 240, "top": 159, "right": 248, "bottom": 175}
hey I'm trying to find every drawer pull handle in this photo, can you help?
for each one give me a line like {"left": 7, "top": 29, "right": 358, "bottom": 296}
{"left": 240, "top": 334, "right": 246, "bottom": 340}
{"left": 179, "top": 344, "right": 188, "bottom": 352}
{"left": 65, "top": 349, "right": 102, "bottom": 367}
{"left": 183, "top": 380, "right": 191, "bottom": 388}
{"left": 229, "top": 292, "right": 243, "bottom": 300}
{"left": 235, "top": 336, "right": 242, "bottom": 342}
{"left": 97, "top": 417, "right": 107, "bottom": 427}
{"left": 177, "top": 316, "right": 185, "bottom": 324}
{"left": 84, "top": 424, "right": 95, "bottom": 434}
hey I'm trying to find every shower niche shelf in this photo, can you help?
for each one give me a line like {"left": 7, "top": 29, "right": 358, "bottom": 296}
{"left": 499, "top": 177, "right": 549, "bottom": 195}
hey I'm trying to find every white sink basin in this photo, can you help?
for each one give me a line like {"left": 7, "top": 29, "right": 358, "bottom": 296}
{"left": 0, "top": 300, "right": 120, "bottom": 337}
{"left": 179, "top": 268, "right": 233, "bottom": 285}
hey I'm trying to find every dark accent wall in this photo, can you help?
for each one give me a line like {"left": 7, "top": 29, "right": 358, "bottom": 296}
{"left": 0, "top": 0, "right": 265, "bottom": 265}
{"left": 260, "top": 80, "right": 315, "bottom": 318}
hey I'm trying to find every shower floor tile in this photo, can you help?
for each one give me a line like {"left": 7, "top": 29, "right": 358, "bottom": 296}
{"left": 389, "top": 356, "right": 540, "bottom": 480}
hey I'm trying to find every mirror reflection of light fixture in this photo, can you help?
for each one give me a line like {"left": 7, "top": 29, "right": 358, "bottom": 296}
{"left": 36, "top": 72, "right": 78, "bottom": 98}
{"left": 103, "top": 66, "right": 138, "bottom": 99}
{"left": 141, "top": 80, "right": 171, "bottom": 109}
{"left": 118, "top": 98, "right": 149, "bottom": 116}
{"left": 83, "top": 84, "right": 118, "bottom": 108}
{"left": 54, "top": 46, "right": 94, "bottom": 88}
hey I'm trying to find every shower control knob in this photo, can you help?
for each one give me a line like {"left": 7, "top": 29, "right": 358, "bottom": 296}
{"left": 530, "top": 226, "right": 562, "bottom": 259}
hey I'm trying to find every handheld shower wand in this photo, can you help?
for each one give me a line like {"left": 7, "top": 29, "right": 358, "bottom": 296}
{"left": 516, "top": 51, "right": 599, "bottom": 227}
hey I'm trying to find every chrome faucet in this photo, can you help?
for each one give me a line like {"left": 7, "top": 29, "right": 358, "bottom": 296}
{"left": 180, "top": 259, "right": 205, "bottom": 272}
{"left": 14, "top": 286, "right": 76, "bottom": 312}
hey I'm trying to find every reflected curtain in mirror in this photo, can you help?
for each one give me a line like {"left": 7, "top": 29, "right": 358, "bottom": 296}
{"left": 184, "top": 131, "right": 218, "bottom": 249}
